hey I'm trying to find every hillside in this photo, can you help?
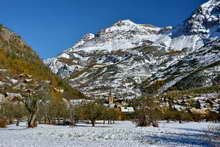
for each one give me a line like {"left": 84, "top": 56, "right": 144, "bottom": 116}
{"left": 0, "top": 25, "right": 85, "bottom": 102}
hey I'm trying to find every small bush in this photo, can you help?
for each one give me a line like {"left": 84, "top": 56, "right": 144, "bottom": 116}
{"left": 191, "top": 112, "right": 203, "bottom": 122}
{"left": 0, "top": 119, "right": 7, "bottom": 128}
{"left": 134, "top": 97, "right": 162, "bottom": 127}
{"left": 163, "top": 109, "right": 193, "bottom": 123}
{"left": 181, "top": 112, "right": 193, "bottom": 122}
{"left": 205, "top": 111, "right": 220, "bottom": 122}
{"left": 75, "top": 102, "right": 105, "bottom": 127}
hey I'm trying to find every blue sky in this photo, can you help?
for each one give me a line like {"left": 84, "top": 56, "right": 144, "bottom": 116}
{"left": 0, "top": 0, "right": 206, "bottom": 59}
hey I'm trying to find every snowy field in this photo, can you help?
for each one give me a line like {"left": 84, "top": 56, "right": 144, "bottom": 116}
{"left": 0, "top": 121, "right": 220, "bottom": 147}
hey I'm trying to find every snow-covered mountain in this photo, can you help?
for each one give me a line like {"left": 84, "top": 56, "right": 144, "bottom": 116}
{"left": 44, "top": 21, "right": 183, "bottom": 98}
{"left": 170, "top": 0, "right": 220, "bottom": 50}
{"left": 68, "top": 20, "right": 169, "bottom": 53}
{"left": 45, "top": 0, "right": 220, "bottom": 99}
{"left": 144, "top": 40, "right": 220, "bottom": 94}
{"left": 180, "top": 0, "right": 220, "bottom": 35}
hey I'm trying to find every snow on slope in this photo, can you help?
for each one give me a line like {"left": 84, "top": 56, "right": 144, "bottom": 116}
{"left": 68, "top": 19, "right": 166, "bottom": 53}
{"left": 67, "top": 0, "right": 220, "bottom": 53}
{"left": 149, "top": 40, "right": 220, "bottom": 95}
{"left": 183, "top": 0, "right": 220, "bottom": 35}
{"left": 170, "top": 0, "right": 220, "bottom": 50}
{"left": 44, "top": 19, "right": 181, "bottom": 98}
{"left": 0, "top": 121, "right": 219, "bottom": 147}
{"left": 45, "top": 0, "right": 220, "bottom": 98}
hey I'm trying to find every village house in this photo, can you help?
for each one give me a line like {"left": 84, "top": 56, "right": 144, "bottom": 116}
{"left": 104, "top": 95, "right": 135, "bottom": 113}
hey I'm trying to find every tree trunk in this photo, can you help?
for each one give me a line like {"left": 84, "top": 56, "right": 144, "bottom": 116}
{"left": 9, "top": 118, "right": 13, "bottom": 124}
{"left": 25, "top": 97, "right": 39, "bottom": 128}
{"left": 48, "top": 118, "right": 51, "bottom": 124}
{"left": 91, "top": 120, "right": 95, "bottom": 127}
{"left": 58, "top": 117, "right": 60, "bottom": 125}
{"left": 152, "top": 121, "right": 159, "bottom": 127}
{"left": 52, "top": 118, "right": 56, "bottom": 125}
{"left": 16, "top": 118, "right": 20, "bottom": 126}
{"left": 69, "top": 105, "right": 75, "bottom": 127}
{"left": 38, "top": 118, "right": 42, "bottom": 124}
{"left": 28, "top": 113, "right": 37, "bottom": 128}
{"left": 44, "top": 117, "right": 47, "bottom": 124}
{"left": 70, "top": 119, "right": 75, "bottom": 127}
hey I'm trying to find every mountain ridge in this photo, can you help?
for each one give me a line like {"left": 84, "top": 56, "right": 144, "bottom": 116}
{"left": 45, "top": 0, "right": 220, "bottom": 102}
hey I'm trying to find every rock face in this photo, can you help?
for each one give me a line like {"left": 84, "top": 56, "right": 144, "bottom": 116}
{"left": 143, "top": 40, "right": 220, "bottom": 94}
{"left": 45, "top": 0, "right": 220, "bottom": 99}
{"left": 181, "top": 0, "right": 220, "bottom": 35}
{"left": 170, "top": 0, "right": 220, "bottom": 50}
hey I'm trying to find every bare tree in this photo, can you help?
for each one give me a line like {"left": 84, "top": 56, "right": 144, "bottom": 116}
{"left": 134, "top": 96, "right": 162, "bottom": 127}
{"left": 0, "top": 103, "right": 26, "bottom": 126}
{"left": 76, "top": 102, "right": 104, "bottom": 127}
{"left": 19, "top": 81, "right": 51, "bottom": 128}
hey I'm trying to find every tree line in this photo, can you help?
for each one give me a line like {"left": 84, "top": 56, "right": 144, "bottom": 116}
{"left": 1, "top": 83, "right": 220, "bottom": 128}
{"left": 0, "top": 99, "right": 122, "bottom": 128}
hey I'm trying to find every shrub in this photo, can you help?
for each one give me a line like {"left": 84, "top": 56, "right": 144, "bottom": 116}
{"left": 0, "top": 119, "right": 7, "bottom": 128}
{"left": 205, "top": 111, "right": 220, "bottom": 122}
{"left": 75, "top": 102, "right": 105, "bottom": 127}
{"left": 163, "top": 109, "right": 193, "bottom": 123}
{"left": 1, "top": 103, "right": 27, "bottom": 126}
{"left": 190, "top": 112, "right": 203, "bottom": 122}
{"left": 103, "top": 108, "right": 121, "bottom": 124}
{"left": 134, "top": 97, "right": 162, "bottom": 127}
{"left": 181, "top": 111, "right": 193, "bottom": 121}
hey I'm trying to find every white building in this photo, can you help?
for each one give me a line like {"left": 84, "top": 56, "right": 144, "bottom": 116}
{"left": 120, "top": 107, "right": 135, "bottom": 113}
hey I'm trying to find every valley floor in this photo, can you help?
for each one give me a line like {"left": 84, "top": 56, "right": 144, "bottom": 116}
{"left": 0, "top": 121, "right": 220, "bottom": 147}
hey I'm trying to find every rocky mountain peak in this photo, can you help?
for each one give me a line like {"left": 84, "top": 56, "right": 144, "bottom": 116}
{"left": 113, "top": 19, "right": 136, "bottom": 26}
{"left": 181, "top": 0, "right": 220, "bottom": 35}
{"left": 102, "top": 19, "right": 161, "bottom": 34}
{"left": 82, "top": 33, "right": 95, "bottom": 41}
{"left": 72, "top": 33, "right": 95, "bottom": 49}
{"left": 64, "top": 19, "right": 166, "bottom": 53}
{"left": 45, "top": 0, "right": 220, "bottom": 99}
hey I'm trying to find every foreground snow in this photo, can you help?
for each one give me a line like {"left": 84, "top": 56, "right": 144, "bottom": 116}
{"left": 0, "top": 121, "right": 219, "bottom": 147}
